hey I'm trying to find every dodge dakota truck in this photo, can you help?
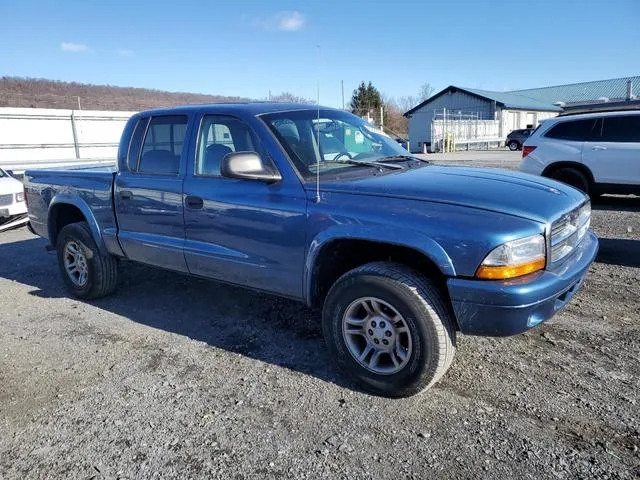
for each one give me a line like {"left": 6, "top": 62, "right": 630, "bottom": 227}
{"left": 24, "top": 103, "right": 598, "bottom": 397}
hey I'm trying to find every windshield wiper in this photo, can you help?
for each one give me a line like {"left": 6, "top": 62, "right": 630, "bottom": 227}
{"left": 376, "top": 155, "right": 429, "bottom": 164}
{"left": 330, "top": 159, "right": 404, "bottom": 170}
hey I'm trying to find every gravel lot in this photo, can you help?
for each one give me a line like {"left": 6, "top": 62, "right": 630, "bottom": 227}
{"left": 1, "top": 151, "right": 639, "bottom": 479}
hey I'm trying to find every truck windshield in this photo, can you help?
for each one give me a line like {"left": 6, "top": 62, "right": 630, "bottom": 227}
{"left": 261, "top": 109, "right": 409, "bottom": 180}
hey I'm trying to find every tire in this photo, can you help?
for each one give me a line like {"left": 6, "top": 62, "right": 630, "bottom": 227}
{"left": 508, "top": 141, "right": 520, "bottom": 151}
{"left": 322, "top": 262, "right": 456, "bottom": 398}
{"left": 56, "top": 221, "right": 118, "bottom": 299}
{"left": 549, "top": 167, "right": 590, "bottom": 195}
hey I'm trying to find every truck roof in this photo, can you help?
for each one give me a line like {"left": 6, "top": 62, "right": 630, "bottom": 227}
{"left": 138, "top": 102, "right": 334, "bottom": 117}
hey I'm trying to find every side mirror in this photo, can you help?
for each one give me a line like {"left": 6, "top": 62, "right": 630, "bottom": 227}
{"left": 221, "top": 152, "right": 282, "bottom": 183}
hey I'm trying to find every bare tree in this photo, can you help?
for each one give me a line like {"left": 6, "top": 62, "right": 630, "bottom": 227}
{"left": 385, "top": 83, "right": 434, "bottom": 117}
{"left": 382, "top": 102, "right": 408, "bottom": 137}
{"left": 394, "top": 95, "right": 420, "bottom": 114}
{"left": 269, "top": 91, "right": 314, "bottom": 104}
{"left": 418, "top": 83, "right": 435, "bottom": 101}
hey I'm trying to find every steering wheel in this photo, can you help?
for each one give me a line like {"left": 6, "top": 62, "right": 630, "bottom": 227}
{"left": 333, "top": 151, "right": 353, "bottom": 161}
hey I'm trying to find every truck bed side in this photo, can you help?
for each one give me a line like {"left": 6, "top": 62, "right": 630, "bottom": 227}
{"left": 24, "top": 166, "right": 123, "bottom": 257}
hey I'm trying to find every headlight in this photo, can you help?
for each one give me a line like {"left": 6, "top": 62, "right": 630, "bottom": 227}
{"left": 550, "top": 202, "right": 590, "bottom": 263}
{"left": 15, "top": 192, "right": 24, "bottom": 203}
{"left": 476, "top": 234, "right": 546, "bottom": 280}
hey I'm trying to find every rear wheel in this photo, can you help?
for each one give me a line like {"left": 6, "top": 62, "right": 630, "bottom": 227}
{"left": 508, "top": 140, "right": 520, "bottom": 151}
{"left": 549, "top": 167, "right": 590, "bottom": 195}
{"left": 56, "top": 222, "right": 118, "bottom": 299}
{"left": 322, "top": 262, "right": 456, "bottom": 398}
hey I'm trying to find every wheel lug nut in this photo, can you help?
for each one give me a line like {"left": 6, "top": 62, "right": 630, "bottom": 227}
{"left": 368, "top": 329, "right": 374, "bottom": 336}
{"left": 371, "top": 321, "right": 376, "bottom": 328}
{"left": 385, "top": 331, "right": 392, "bottom": 337}
{"left": 380, "top": 321, "right": 386, "bottom": 328}
{"left": 382, "top": 339, "right": 389, "bottom": 345}
{"left": 374, "top": 339, "right": 380, "bottom": 344}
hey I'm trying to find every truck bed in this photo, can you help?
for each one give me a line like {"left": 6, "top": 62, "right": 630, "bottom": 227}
{"left": 23, "top": 166, "right": 118, "bottom": 250}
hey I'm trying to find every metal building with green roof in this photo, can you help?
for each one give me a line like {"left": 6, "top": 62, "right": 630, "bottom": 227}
{"left": 404, "top": 76, "right": 639, "bottom": 152}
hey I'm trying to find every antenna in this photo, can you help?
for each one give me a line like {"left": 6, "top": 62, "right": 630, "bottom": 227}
{"left": 315, "top": 44, "right": 321, "bottom": 203}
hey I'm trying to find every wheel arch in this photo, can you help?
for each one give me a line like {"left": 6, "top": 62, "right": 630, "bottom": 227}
{"left": 48, "top": 195, "right": 107, "bottom": 254}
{"left": 542, "top": 161, "right": 595, "bottom": 184}
{"left": 304, "top": 229, "right": 456, "bottom": 309}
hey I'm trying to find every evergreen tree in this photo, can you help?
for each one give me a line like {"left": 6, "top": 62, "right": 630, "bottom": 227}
{"left": 350, "top": 81, "right": 382, "bottom": 117}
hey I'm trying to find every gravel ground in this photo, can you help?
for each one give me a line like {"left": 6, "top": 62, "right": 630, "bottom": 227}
{"left": 417, "top": 149, "right": 528, "bottom": 169}
{"left": 1, "top": 152, "right": 639, "bottom": 479}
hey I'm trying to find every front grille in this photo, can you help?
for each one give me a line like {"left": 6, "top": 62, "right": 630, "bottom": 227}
{"left": 550, "top": 202, "right": 591, "bottom": 263}
{"left": 0, "top": 193, "right": 13, "bottom": 206}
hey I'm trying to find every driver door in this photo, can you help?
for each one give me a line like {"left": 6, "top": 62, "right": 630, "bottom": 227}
{"left": 182, "top": 114, "right": 307, "bottom": 298}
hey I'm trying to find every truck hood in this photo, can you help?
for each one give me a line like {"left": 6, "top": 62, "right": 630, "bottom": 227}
{"left": 314, "top": 165, "right": 587, "bottom": 223}
{"left": 0, "top": 175, "right": 24, "bottom": 194}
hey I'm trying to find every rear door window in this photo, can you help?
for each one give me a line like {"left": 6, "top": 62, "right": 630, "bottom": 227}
{"left": 600, "top": 115, "right": 640, "bottom": 142}
{"left": 545, "top": 119, "right": 597, "bottom": 141}
{"left": 138, "top": 115, "right": 188, "bottom": 175}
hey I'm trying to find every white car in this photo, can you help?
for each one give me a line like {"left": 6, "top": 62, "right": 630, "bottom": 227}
{"left": 519, "top": 110, "right": 640, "bottom": 196}
{"left": 0, "top": 168, "right": 28, "bottom": 219}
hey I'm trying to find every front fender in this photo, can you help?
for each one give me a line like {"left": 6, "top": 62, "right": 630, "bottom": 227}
{"left": 303, "top": 225, "right": 456, "bottom": 305}
{"left": 48, "top": 194, "right": 108, "bottom": 254}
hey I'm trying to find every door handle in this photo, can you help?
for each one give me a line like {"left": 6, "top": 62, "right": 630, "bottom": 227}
{"left": 185, "top": 195, "right": 204, "bottom": 209}
{"left": 119, "top": 190, "right": 133, "bottom": 200}
{"left": 591, "top": 146, "right": 607, "bottom": 151}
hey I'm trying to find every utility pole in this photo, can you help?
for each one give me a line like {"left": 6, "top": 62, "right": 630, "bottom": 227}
{"left": 341, "top": 80, "right": 345, "bottom": 110}
{"left": 77, "top": 96, "right": 82, "bottom": 110}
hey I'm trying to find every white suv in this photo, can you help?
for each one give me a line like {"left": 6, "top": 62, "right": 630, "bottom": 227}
{"left": 519, "top": 110, "right": 640, "bottom": 196}
{"left": 0, "top": 168, "right": 27, "bottom": 220}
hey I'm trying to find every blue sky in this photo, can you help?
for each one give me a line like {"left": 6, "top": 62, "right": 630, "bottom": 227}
{"left": 1, "top": 0, "right": 639, "bottom": 107}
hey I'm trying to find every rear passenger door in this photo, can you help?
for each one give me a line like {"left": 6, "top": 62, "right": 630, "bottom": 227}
{"left": 544, "top": 117, "right": 597, "bottom": 170}
{"left": 114, "top": 114, "right": 191, "bottom": 272}
{"left": 582, "top": 115, "right": 640, "bottom": 185}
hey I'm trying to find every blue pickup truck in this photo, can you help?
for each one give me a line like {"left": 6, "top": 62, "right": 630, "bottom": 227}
{"left": 24, "top": 103, "right": 598, "bottom": 397}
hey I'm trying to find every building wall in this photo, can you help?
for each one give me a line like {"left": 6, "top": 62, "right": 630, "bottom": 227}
{"left": 501, "top": 110, "right": 558, "bottom": 135}
{"left": 406, "top": 90, "right": 496, "bottom": 152}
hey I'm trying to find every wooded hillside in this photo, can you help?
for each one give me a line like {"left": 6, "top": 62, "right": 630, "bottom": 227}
{"left": 0, "top": 77, "right": 250, "bottom": 110}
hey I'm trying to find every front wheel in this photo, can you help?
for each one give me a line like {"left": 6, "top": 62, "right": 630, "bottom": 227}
{"left": 322, "top": 262, "right": 456, "bottom": 397}
{"left": 56, "top": 221, "right": 118, "bottom": 299}
{"left": 508, "top": 141, "right": 520, "bottom": 151}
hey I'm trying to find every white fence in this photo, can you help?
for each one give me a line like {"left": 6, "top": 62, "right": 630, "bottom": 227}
{"left": 0, "top": 107, "right": 135, "bottom": 172}
{"left": 431, "top": 119, "right": 501, "bottom": 152}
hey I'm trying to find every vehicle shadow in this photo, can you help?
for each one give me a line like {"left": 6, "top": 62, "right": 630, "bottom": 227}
{"left": 0, "top": 235, "right": 363, "bottom": 393}
{"left": 592, "top": 194, "right": 640, "bottom": 213}
{"left": 596, "top": 237, "right": 640, "bottom": 268}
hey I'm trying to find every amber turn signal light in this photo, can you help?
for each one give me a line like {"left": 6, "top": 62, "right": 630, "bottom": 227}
{"left": 476, "top": 257, "right": 546, "bottom": 280}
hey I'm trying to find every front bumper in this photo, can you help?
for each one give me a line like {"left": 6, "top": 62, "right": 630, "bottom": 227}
{"left": 447, "top": 230, "right": 598, "bottom": 336}
{"left": 0, "top": 201, "right": 28, "bottom": 218}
